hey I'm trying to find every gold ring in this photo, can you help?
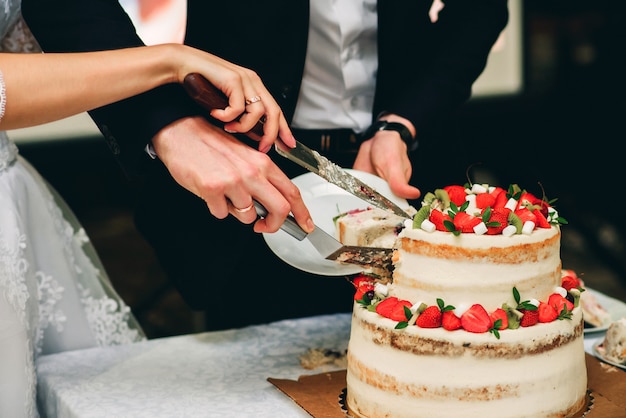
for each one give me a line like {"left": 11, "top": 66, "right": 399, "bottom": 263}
{"left": 245, "top": 96, "right": 261, "bottom": 105}
{"left": 234, "top": 203, "right": 254, "bottom": 213}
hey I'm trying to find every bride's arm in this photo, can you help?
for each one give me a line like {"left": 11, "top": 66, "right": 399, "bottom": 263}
{"left": 0, "top": 44, "right": 291, "bottom": 142}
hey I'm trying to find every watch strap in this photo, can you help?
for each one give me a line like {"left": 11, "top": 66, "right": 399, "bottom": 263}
{"left": 362, "top": 120, "right": 418, "bottom": 151}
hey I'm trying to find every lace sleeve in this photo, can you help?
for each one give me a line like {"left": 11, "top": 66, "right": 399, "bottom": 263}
{"left": 0, "top": 70, "right": 5, "bottom": 123}
{"left": 0, "top": 15, "right": 42, "bottom": 123}
{"left": 0, "top": 16, "right": 41, "bottom": 53}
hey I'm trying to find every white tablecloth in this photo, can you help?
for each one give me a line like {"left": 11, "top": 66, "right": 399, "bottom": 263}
{"left": 36, "top": 313, "right": 605, "bottom": 418}
{"left": 36, "top": 314, "right": 352, "bottom": 418}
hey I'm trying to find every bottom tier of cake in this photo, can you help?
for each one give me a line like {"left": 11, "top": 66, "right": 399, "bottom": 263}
{"left": 346, "top": 304, "right": 587, "bottom": 418}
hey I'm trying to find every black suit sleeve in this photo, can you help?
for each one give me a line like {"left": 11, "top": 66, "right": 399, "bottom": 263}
{"left": 21, "top": 0, "right": 202, "bottom": 178}
{"left": 375, "top": 0, "right": 509, "bottom": 136}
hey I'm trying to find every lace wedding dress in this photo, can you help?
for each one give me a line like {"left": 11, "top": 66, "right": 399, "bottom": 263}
{"left": 1, "top": 2, "right": 146, "bottom": 417}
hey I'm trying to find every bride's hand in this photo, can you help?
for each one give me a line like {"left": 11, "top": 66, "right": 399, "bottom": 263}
{"left": 172, "top": 44, "right": 295, "bottom": 153}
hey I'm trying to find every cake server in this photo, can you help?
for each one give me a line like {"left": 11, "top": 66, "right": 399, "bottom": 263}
{"left": 183, "top": 73, "right": 412, "bottom": 219}
{"left": 252, "top": 201, "right": 394, "bottom": 273}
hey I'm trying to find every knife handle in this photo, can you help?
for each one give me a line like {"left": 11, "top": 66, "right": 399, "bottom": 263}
{"left": 252, "top": 201, "right": 307, "bottom": 241}
{"left": 183, "top": 73, "right": 265, "bottom": 137}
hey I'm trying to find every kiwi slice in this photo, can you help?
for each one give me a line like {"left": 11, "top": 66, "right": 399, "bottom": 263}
{"left": 412, "top": 205, "right": 431, "bottom": 229}
{"left": 434, "top": 189, "right": 451, "bottom": 209}
{"left": 422, "top": 192, "right": 437, "bottom": 206}
{"left": 508, "top": 212, "right": 523, "bottom": 234}
{"left": 502, "top": 303, "right": 521, "bottom": 329}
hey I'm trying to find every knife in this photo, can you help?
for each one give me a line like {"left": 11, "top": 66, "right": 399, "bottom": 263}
{"left": 252, "top": 201, "right": 394, "bottom": 273}
{"left": 183, "top": 73, "right": 411, "bottom": 219}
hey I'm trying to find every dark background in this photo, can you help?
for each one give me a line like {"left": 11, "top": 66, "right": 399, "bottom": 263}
{"left": 18, "top": 1, "right": 626, "bottom": 338}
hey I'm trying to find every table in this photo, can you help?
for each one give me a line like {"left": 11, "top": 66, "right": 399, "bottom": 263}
{"left": 36, "top": 313, "right": 606, "bottom": 418}
{"left": 36, "top": 314, "right": 351, "bottom": 418}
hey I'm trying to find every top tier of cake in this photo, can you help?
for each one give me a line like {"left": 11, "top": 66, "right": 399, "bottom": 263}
{"left": 393, "top": 224, "right": 561, "bottom": 312}
{"left": 389, "top": 183, "right": 566, "bottom": 311}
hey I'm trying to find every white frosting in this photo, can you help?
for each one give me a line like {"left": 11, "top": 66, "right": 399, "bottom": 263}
{"left": 391, "top": 227, "right": 561, "bottom": 311}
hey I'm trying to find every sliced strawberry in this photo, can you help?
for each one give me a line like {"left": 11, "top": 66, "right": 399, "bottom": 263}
{"left": 375, "top": 297, "right": 398, "bottom": 319}
{"left": 352, "top": 275, "right": 376, "bottom": 301}
{"left": 561, "top": 274, "right": 581, "bottom": 291}
{"left": 429, "top": 209, "right": 453, "bottom": 232}
{"left": 475, "top": 192, "right": 496, "bottom": 209}
{"left": 562, "top": 269, "right": 579, "bottom": 279}
{"left": 453, "top": 211, "right": 482, "bottom": 233}
{"left": 443, "top": 185, "right": 467, "bottom": 207}
{"left": 461, "top": 304, "right": 492, "bottom": 333}
{"left": 389, "top": 299, "right": 413, "bottom": 322}
{"left": 482, "top": 207, "right": 512, "bottom": 235}
{"left": 518, "top": 191, "right": 540, "bottom": 209}
{"left": 492, "top": 187, "right": 509, "bottom": 208}
{"left": 520, "top": 309, "right": 539, "bottom": 327}
{"left": 538, "top": 302, "right": 558, "bottom": 323}
{"left": 518, "top": 192, "right": 551, "bottom": 216}
{"left": 442, "top": 310, "right": 462, "bottom": 330}
{"left": 548, "top": 293, "right": 574, "bottom": 313}
{"left": 514, "top": 207, "right": 537, "bottom": 225}
{"left": 351, "top": 274, "right": 371, "bottom": 288}
{"left": 354, "top": 282, "right": 375, "bottom": 301}
{"left": 490, "top": 308, "right": 508, "bottom": 330}
{"left": 533, "top": 209, "right": 551, "bottom": 228}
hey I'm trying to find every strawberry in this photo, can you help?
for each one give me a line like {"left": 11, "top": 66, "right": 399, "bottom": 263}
{"left": 442, "top": 310, "right": 462, "bottom": 330}
{"left": 389, "top": 299, "right": 413, "bottom": 322}
{"left": 453, "top": 211, "right": 482, "bottom": 233}
{"left": 375, "top": 297, "right": 398, "bottom": 319}
{"left": 475, "top": 192, "right": 496, "bottom": 209}
{"left": 490, "top": 308, "right": 509, "bottom": 330}
{"left": 416, "top": 305, "right": 442, "bottom": 328}
{"left": 561, "top": 274, "right": 581, "bottom": 291}
{"left": 519, "top": 309, "right": 539, "bottom": 327}
{"left": 533, "top": 209, "right": 551, "bottom": 228}
{"left": 351, "top": 274, "right": 371, "bottom": 288}
{"left": 538, "top": 302, "right": 558, "bottom": 323}
{"left": 562, "top": 269, "right": 579, "bottom": 279}
{"left": 354, "top": 281, "right": 375, "bottom": 302}
{"left": 375, "top": 297, "right": 413, "bottom": 322}
{"left": 548, "top": 293, "right": 574, "bottom": 313}
{"left": 482, "top": 207, "right": 511, "bottom": 235}
{"left": 518, "top": 191, "right": 541, "bottom": 209}
{"left": 492, "top": 187, "right": 509, "bottom": 208}
{"left": 461, "top": 304, "right": 492, "bottom": 333}
{"left": 514, "top": 207, "right": 537, "bottom": 225}
{"left": 429, "top": 209, "right": 453, "bottom": 232}
{"left": 518, "top": 191, "right": 551, "bottom": 217}
{"left": 443, "top": 185, "right": 467, "bottom": 207}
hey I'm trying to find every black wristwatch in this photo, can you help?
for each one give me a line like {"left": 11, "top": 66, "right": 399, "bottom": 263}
{"left": 361, "top": 120, "right": 418, "bottom": 151}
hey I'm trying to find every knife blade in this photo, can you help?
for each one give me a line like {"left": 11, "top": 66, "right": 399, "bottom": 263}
{"left": 182, "top": 73, "right": 412, "bottom": 219}
{"left": 252, "top": 201, "right": 393, "bottom": 273}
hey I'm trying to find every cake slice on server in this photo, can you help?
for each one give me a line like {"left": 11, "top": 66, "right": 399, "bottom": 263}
{"left": 333, "top": 207, "right": 417, "bottom": 278}
{"left": 336, "top": 208, "right": 401, "bottom": 248}
{"left": 334, "top": 207, "right": 416, "bottom": 248}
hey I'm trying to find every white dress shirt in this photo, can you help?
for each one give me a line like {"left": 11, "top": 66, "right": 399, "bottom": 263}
{"left": 291, "top": 0, "right": 378, "bottom": 133}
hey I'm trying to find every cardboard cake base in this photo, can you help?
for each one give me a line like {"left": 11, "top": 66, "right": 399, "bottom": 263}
{"left": 268, "top": 354, "right": 626, "bottom": 418}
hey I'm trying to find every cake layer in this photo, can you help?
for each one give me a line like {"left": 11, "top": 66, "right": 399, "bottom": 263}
{"left": 346, "top": 305, "right": 587, "bottom": 418}
{"left": 391, "top": 226, "right": 561, "bottom": 311}
{"left": 336, "top": 207, "right": 405, "bottom": 248}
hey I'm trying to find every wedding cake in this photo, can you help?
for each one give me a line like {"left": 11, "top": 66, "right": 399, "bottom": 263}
{"left": 338, "top": 184, "right": 588, "bottom": 418}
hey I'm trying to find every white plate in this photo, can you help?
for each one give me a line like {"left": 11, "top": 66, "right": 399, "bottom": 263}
{"left": 584, "top": 287, "right": 626, "bottom": 334}
{"left": 263, "top": 169, "right": 409, "bottom": 276}
{"left": 592, "top": 340, "right": 626, "bottom": 370}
